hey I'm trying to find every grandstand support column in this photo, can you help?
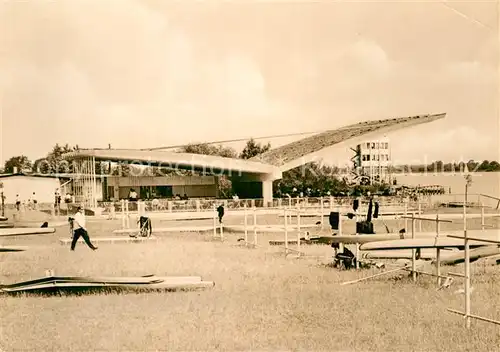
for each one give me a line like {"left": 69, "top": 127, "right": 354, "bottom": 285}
{"left": 262, "top": 180, "right": 273, "bottom": 207}
{"left": 258, "top": 174, "right": 275, "bottom": 208}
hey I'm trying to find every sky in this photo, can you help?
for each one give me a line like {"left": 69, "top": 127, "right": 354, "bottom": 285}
{"left": 0, "top": 0, "right": 498, "bottom": 168}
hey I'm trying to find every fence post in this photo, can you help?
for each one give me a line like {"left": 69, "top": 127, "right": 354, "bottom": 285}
{"left": 125, "top": 200, "right": 130, "bottom": 229}
{"left": 244, "top": 204, "right": 248, "bottom": 246}
{"left": 121, "top": 199, "right": 125, "bottom": 229}
{"left": 297, "top": 204, "right": 301, "bottom": 257}
{"left": 320, "top": 197, "right": 324, "bottom": 229}
{"left": 284, "top": 208, "right": 288, "bottom": 255}
{"left": 213, "top": 204, "right": 217, "bottom": 238}
{"left": 253, "top": 207, "right": 257, "bottom": 246}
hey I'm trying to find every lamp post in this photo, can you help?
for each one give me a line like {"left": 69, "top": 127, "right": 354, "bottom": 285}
{"left": 464, "top": 174, "right": 473, "bottom": 329}
{"left": 0, "top": 181, "right": 4, "bottom": 217}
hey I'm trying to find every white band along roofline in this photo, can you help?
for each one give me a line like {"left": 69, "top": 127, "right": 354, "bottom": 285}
{"left": 62, "top": 148, "right": 281, "bottom": 177}
{"left": 62, "top": 112, "right": 445, "bottom": 178}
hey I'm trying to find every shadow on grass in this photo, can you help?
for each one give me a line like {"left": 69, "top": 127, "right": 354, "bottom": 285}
{"left": 2, "top": 285, "right": 215, "bottom": 297}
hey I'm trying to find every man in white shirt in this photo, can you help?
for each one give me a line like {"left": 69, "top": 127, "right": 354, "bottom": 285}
{"left": 70, "top": 206, "right": 98, "bottom": 251}
{"left": 128, "top": 189, "right": 138, "bottom": 201}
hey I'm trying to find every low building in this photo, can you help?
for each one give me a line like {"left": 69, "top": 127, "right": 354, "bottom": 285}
{"left": 59, "top": 174, "right": 219, "bottom": 204}
{"left": 0, "top": 173, "right": 61, "bottom": 204}
{"left": 105, "top": 175, "right": 219, "bottom": 200}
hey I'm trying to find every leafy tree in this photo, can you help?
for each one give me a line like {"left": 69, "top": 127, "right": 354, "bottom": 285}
{"left": 239, "top": 138, "right": 271, "bottom": 159}
{"left": 488, "top": 160, "right": 500, "bottom": 171}
{"left": 48, "top": 144, "right": 78, "bottom": 174}
{"left": 3, "top": 155, "right": 32, "bottom": 173}
{"left": 181, "top": 143, "right": 237, "bottom": 158}
{"left": 111, "top": 163, "right": 132, "bottom": 176}
{"left": 33, "top": 158, "right": 51, "bottom": 173}
{"left": 32, "top": 143, "right": 79, "bottom": 174}
{"left": 274, "top": 162, "right": 349, "bottom": 197}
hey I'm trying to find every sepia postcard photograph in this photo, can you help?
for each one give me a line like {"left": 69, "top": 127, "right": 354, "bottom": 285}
{"left": 0, "top": 0, "right": 499, "bottom": 351}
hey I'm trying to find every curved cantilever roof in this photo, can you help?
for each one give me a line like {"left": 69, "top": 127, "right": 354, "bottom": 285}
{"left": 62, "top": 148, "right": 281, "bottom": 177}
{"left": 63, "top": 112, "right": 445, "bottom": 179}
{"left": 251, "top": 113, "right": 446, "bottom": 171}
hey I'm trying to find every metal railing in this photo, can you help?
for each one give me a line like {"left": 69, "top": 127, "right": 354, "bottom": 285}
{"left": 4, "top": 193, "right": 497, "bottom": 216}
{"left": 95, "top": 195, "right": 426, "bottom": 214}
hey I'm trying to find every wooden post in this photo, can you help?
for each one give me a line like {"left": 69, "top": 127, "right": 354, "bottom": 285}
{"left": 244, "top": 204, "right": 248, "bottom": 246}
{"left": 355, "top": 243, "right": 360, "bottom": 270}
{"left": 213, "top": 204, "right": 217, "bottom": 238}
{"left": 125, "top": 200, "right": 130, "bottom": 229}
{"left": 121, "top": 199, "right": 125, "bottom": 229}
{"left": 220, "top": 221, "right": 223, "bottom": 241}
{"left": 253, "top": 207, "right": 257, "bottom": 246}
{"left": 339, "top": 210, "right": 343, "bottom": 236}
{"left": 436, "top": 248, "right": 441, "bottom": 286}
{"left": 411, "top": 213, "right": 416, "bottom": 282}
{"left": 297, "top": 205, "right": 301, "bottom": 257}
{"left": 464, "top": 182, "right": 471, "bottom": 329}
{"left": 284, "top": 208, "right": 288, "bottom": 255}
{"left": 320, "top": 197, "right": 324, "bottom": 230}
{"left": 481, "top": 202, "right": 485, "bottom": 230}
{"left": 339, "top": 203, "right": 344, "bottom": 253}
{"left": 418, "top": 203, "right": 422, "bottom": 232}
{"left": 436, "top": 213, "right": 441, "bottom": 287}
{"left": 404, "top": 201, "right": 408, "bottom": 231}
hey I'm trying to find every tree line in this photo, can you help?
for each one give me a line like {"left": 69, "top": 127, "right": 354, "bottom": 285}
{"left": 2, "top": 141, "right": 500, "bottom": 198}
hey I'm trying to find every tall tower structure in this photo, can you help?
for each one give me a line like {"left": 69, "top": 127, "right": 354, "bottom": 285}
{"left": 351, "top": 137, "right": 391, "bottom": 185}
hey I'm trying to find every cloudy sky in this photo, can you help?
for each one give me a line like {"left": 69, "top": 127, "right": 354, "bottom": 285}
{"left": 0, "top": 0, "right": 498, "bottom": 167}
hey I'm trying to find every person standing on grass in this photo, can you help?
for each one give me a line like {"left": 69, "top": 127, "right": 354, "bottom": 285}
{"left": 32, "top": 192, "right": 37, "bottom": 210}
{"left": 217, "top": 204, "right": 224, "bottom": 223}
{"left": 70, "top": 206, "right": 98, "bottom": 251}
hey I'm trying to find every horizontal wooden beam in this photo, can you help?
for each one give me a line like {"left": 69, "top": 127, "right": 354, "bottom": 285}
{"left": 447, "top": 308, "right": 500, "bottom": 326}
{"left": 340, "top": 267, "right": 405, "bottom": 286}
{"left": 400, "top": 216, "right": 453, "bottom": 223}
{"left": 402, "top": 268, "right": 450, "bottom": 280}
{"left": 447, "top": 235, "right": 500, "bottom": 245}
{"left": 479, "top": 194, "right": 500, "bottom": 201}
{"left": 448, "top": 272, "right": 465, "bottom": 278}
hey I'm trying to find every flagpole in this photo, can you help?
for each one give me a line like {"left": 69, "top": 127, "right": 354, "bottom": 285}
{"left": 464, "top": 172, "right": 472, "bottom": 329}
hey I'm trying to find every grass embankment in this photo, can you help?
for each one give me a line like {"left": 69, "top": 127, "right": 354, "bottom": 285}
{"left": 0, "top": 211, "right": 499, "bottom": 351}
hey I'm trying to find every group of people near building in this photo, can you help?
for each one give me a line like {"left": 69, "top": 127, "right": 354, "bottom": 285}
{"left": 14, "top": 192, "right": 38, "bottom": 211}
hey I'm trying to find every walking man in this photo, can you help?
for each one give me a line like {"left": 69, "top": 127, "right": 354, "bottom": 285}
{"left": 70, "top": 206, "right": 98, "bottom": 251}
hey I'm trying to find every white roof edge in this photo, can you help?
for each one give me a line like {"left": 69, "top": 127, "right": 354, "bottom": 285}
{"left": 62, "top": 149, "right": 278, "bottom": 175}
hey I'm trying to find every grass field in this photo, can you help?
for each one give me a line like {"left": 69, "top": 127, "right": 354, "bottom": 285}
{"left": 1, "top": 209, "right": 499, "bottom": 351}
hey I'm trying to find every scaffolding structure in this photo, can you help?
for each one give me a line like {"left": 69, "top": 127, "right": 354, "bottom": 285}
{"left": 72, "top": 157, "right": 98, "bottom": 210}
